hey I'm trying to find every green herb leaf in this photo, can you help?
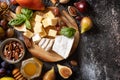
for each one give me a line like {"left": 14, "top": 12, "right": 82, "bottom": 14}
{"left": 60, "top": 27, "right": 76, "bottom": 38}
{"left": 21, "top": 8, "right": 33, "bottom": 19}
{"left": 9, "top": 8, "right": 33, "bottom": 29}
{"left": 16, "top": 14, "right": 27, "bottom": 20}
{"left": 25, "top": 20, "right": 31, "bottom": 29}
{"left": 8, "top": 18, "right": 25, "bottom": 26}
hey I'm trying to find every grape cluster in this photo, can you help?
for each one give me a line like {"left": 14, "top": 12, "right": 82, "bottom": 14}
{"left": 0, "top": 58, "right": 14, "bottom": 78}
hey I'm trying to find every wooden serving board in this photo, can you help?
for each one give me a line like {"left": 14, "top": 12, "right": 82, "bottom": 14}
{"left": 27, "top": 10, "right": 80, "bottom": 62}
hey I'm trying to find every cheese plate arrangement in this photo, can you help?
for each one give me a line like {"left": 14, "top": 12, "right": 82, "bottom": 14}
{"left": 0, "top": 0, "right": 94, "bottom": 80}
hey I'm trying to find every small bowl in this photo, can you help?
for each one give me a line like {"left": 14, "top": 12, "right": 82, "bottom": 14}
{"left": 0, "top": 38, "right": 25, "bottom": 64}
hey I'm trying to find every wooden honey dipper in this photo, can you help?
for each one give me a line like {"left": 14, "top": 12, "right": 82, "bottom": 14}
{"left": 12, "top": 68, "right": 26, "bottom": 80}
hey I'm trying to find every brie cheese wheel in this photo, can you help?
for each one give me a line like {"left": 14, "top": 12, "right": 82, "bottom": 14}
{"left": 52, "top": 35, "right": 74, "bottom": 59}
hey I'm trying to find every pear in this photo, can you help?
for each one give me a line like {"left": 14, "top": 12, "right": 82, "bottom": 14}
{"left": 0, "top": 77, "right": 14, "bottom": 80}
{"left": 43, "top": 67, "right": 55, "bottom": 80}
{"left": 80, "top": 17, "right": 93, "bottom": 33}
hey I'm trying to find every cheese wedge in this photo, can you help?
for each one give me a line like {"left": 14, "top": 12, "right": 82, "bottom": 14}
{"left": 52, "top": 35, "right": 74, "bottom": 59}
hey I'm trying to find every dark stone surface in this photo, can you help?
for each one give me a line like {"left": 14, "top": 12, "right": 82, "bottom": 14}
{"left": 80, "top": 0, "right": 120, "bottom": 80}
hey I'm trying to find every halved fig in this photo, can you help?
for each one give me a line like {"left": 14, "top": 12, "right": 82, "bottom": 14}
{"left": 57, "top": 64, "right": 72, "bottom": 79}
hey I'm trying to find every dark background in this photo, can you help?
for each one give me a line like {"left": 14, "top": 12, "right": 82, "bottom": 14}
{"left": 79, "top": 0, "right": 120, "bottom": 80}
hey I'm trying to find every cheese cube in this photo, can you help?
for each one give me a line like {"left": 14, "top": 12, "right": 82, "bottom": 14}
{"left": 48, "top": 29, "right": 57, "bottom": 37}
{"left": 42, "top": 18, "right": 50, "bottom": 28}
{"left": 33, "top": 22, "right": 43, "bottom": 33}
{"left": 42, "top": 18, "right": 58, "bottom": 28}
{"left": 23, "top": 30, "right": 34, "bottom": 39}
{"left": 39, "top": 28, "right": 47, "bottom": 37}
{"left": 35, "top": 15, "right": 43, "bottom": 22}
{"left": 43, "top": 11, "right": 55, "bottom": 19}
{"left": 32, "top": 33, "right": 41, "bottom": 43}
{"left": 52, "top": 35, "right": 74, "bottom": 59}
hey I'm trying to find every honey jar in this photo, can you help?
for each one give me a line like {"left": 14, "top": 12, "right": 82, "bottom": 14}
{"left": 20, "top": 58, "right": 43, "bottom": 79}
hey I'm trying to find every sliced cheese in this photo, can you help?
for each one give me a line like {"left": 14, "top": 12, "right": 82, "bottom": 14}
{"left": 45, "top": 39, "right": 54, "bottom": 51}
{"left": 38, "top": 38, "right": 46, "bottom": 46}
{"left": 33, "top": 22, "right": 43, "bottom": 33}
{"left": 32, "top": 33, "right": 41, "bottom": 44}
{"left": 43, "top": 11, "right": 55, "bottom": 19}
{"left": 48, "top": 29, "right": 57, "bottom": 37}
{"left": 23, "top": 30, "right": 34, "bottom": 39}
{"left": 35, "top": 14, "right": 43, "bottom": 22}
{"left": 41, "top": 39, "right": 50, "bottom": 49}
{"left": 42, "top": 18, "right": 58, "bottom": 28}
{"left": 52, "top": 35, "right": 74, "bottom": 59}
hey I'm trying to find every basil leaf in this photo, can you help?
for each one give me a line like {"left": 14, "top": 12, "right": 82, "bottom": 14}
{"left": 21, "top": 8, "right": 33, "bottom": 19}
{"left": 16, "top": 14, "right": 27, "bottom": 20}
{"left": 60, "top": 27, "right": 76, "bottom": 38}
{"left": 25, "top": 20, "right": 31, "bottom": 29}
{"left": 8, "top": 18, "right": 25, "bottom": 26}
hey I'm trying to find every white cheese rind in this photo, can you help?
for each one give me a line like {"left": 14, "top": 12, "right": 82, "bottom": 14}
{"left": 52, "top": 35, "right": 74, "bottom": 59}
{"left": 41, "top": 39, "right": 50, "bottom": 49}
{"left": 45, "top": 39, "right": 54, "bottom": 51}
{"left": 38, "top": 38, "right": 46, "bottom": 47}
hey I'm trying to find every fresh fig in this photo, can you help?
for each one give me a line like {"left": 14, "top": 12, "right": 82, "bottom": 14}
{"left": 57, "top": 64, "right": 72, "bottom": 79}
{"left": 43, "top": 67, "right": 55, "bottom": 80}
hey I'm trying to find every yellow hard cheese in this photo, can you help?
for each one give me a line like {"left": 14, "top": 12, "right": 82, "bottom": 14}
{"left": 39, "top": 27, "right": 47, "bottom": 37}
{"left": 43, "top": 11, "right": 55, "bottom": 19}
{"left": 35, "top": 15, "right": 43, "bottom": 22}
{"left": 23, "top": 30, "right": 34, "bottom": 39}
{"left": 42, "top": 18, "right": 58, "bottom": 28}
{"left": 33, "top": 22, "right": 43, "bottom": 33}
{"left": 48, "top": 29, "right": 57, "bottom": 37}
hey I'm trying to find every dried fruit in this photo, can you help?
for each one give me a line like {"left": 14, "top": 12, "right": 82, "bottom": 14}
{"left": 6, "top": 28, "right": 14, "bottom": 38}
{"left": 57, "top": 64, "right": 72, "bottom": 79}
{"left": 68, "top": 6, "right": 77, "bottom": 17}
{"left": 80, "top": 16, "right": 93, "bottom": 33}
{"left": 0, "top": 27, "right": 5, "bottom": 39}
{"left": 43, "top": 67, "right": 55, "bottom": 80}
